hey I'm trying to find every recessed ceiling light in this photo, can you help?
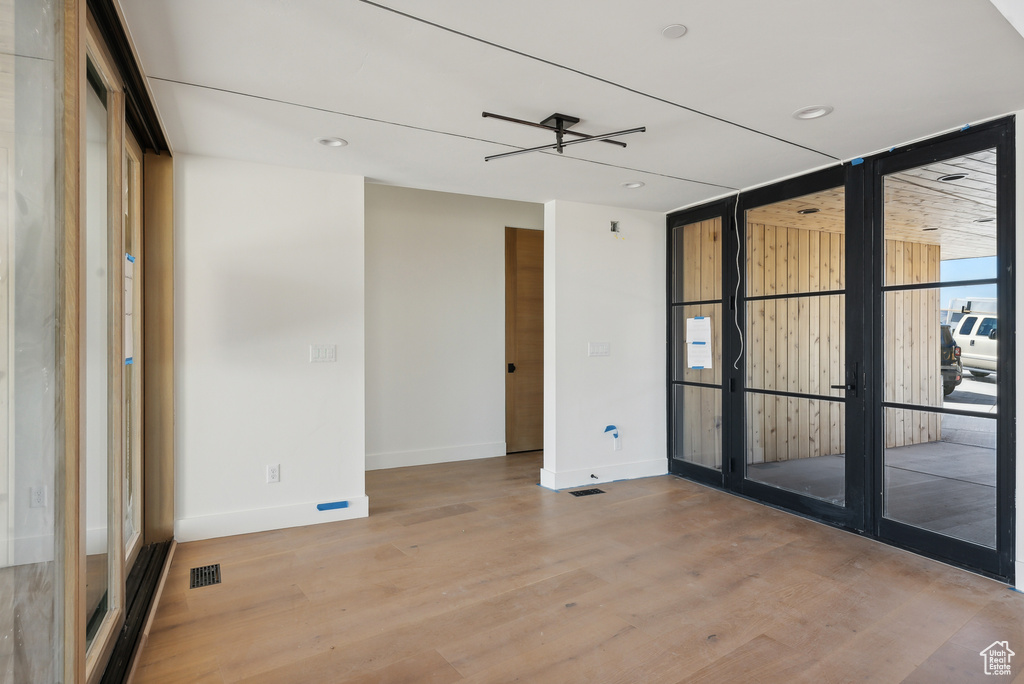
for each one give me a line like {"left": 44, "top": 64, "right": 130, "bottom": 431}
{"left": 974, "top": 217, "right": 995, "bottom": 223}
{"left": 662, "top": 24, "right": 688, "bottom": 39}
{"left": 792, "top": 105, "right": 834, "bottom": 120}
{"left": 797, "top": 208, "right": 819, "bottom": 215}
{"left": 622, "top": 181, "right": 645, "bottom": 189}
{"left": 316, "top": 136, "right": 348, "bottom": 147}
{"left": 938, "top": 173, "right": 968, "bottom": 182}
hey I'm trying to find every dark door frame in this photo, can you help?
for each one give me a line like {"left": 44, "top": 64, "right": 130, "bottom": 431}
{"left": 866, "top": 120, "right": 1016, "bottom": 580}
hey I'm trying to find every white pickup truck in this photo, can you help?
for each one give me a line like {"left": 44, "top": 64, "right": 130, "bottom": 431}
{"left": 951, "top": 314, "right": 997, "bottom": 376}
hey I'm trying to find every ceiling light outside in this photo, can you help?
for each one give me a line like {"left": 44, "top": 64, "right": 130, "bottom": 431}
{"left": 938, "top": 173, "right": 968, "bottom": 182}
{"left": 316, "top": 136, "right": 348, "bottom": 147}
{"left": 622, "top": 182, "right": 645, "bottom": 189}
{"left": 797, "top": 208, "right": 819, "bottom": 214}
{"left": 662, "top": 24, "right": 688, "bottom": 39}
{"left": 792, "top": 105, "right": 834, "bottom": 120}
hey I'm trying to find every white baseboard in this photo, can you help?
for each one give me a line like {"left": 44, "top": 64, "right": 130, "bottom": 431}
{"left": 11, "top": 534, "right": 55, "bottom": 566}
{"left": 366, "top": 442, "right": 507, "bottom": 471}
{"left": 1015, "top": 560, "right": 1023, "bottom": 590}
{"left": 539, "top": 458, "right": 667, "bottom": 491}
{"left": 174, "top": 495, "right": 369, "bottom": 543}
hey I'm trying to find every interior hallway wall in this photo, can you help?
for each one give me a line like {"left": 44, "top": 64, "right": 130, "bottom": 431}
{"left": 364, "top": 184, "right": 543, "bottom": 470}
{"left": 542, "top": 200, "right": 667, "bottom": 489}
{"left": 174, "top": 155, "right": 366, "bottom": 541}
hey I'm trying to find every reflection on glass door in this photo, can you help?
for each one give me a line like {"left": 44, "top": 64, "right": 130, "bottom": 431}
{"left": 123, "top": 132, "right": 143, "bottom": 568}
{"left": 670, "top": 215, "right": 723, "bottom": 475}
{"left": 743, "top": 187, "right": 848, "bottom": 505}
{"left": 84, "top": 70, "right": 111, "bottom": 648}
{"left": 880, "top": 148, "right": 1000, "bottom": 550}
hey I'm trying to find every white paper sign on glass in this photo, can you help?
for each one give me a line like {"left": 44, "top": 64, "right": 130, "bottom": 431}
{"left": 685, "top": 316, "right": 712, "bottom": 369}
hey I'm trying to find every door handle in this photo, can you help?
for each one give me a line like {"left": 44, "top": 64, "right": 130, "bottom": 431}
{"left": 830, "top": 363, "right": 858, "bottom": 396}
{"left": 508, "top": 363, "right": 516, "bottom": 373}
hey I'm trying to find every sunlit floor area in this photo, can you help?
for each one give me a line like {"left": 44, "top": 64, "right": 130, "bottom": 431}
{"left": 133, "top": 451, "right": 1021, "bottom": 683}
{"left": 748, "top": 375, "right": 999, "bottom": 547}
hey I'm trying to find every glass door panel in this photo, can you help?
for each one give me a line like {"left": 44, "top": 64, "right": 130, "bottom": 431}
{"left": 123, "top": 132, "right": 143, "bottom": 567}
{"left": 84, "top": 70, "right": 111, "bottom": 649}
{"left": 880, "top": 149, "right": 1000, "bottom": 553}
{"left": 743, "top": 187, "right": 848, "bottom": 504}
{"left": 670, "top": 216, "right": 723, "bottom": 475}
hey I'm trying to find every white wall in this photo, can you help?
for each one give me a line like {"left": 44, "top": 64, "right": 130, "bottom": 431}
{"left": 542, "top": 200, "right": 667, "bottom": 490}
{"left": 174, "top": 155, "right": 366, "bottom": 541}
{"left": 364, "top": 184, "right": 543, "bottom": 469}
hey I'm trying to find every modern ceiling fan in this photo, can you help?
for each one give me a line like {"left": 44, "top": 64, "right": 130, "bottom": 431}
{"left": 482, "top": 111, "right": 645, "bottom": 162}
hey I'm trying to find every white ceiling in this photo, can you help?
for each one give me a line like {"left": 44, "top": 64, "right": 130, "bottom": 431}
{"left": 117, "top": 0, "right": 1024, "bottom": 213}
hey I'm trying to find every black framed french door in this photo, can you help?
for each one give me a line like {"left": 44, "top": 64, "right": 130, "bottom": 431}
{"left": 729, "top": 166, "right": 869, "bottom": 531}
{"left": 668, "top": 117, "right": 1015, "bottom": 582}
{"left": 669, "top": 165, "right": 869, "bottom": 531}
{"left": 868, "top": 122, "right": 1015, "bottom": 580}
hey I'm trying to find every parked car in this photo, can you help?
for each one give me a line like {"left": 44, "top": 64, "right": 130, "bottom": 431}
{"left": 952, "top": 314, "right": 997, "bottom": 377}
{"left": 940, "top": 324, "right": 962, "bottom": 396}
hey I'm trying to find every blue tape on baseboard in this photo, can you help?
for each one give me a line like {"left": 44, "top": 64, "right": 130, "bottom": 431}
{"left": 126, "top": 253, "right": 135, "bottom": 263}
{"left": 961, "top": 124, "right": 970, "bottom": 131}
{"left": 317, "top": 500, "right": 349, "bottom": 511}
{"left": 851, "top": 158, "right": 864, "bottom": 166}
{"left": 694, "top": 316, "right": 704, "bottom": 319}
{"left": 692, "top": 366, "right": 704, "bottom": 369}
{"left": 692, "top": 341, "right": 706, "bottom": 345}
{"left": 125, "top": 357, "right": 133, "bottom": 365}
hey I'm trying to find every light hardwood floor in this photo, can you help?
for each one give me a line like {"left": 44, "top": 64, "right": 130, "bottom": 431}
{"left": 133, "top": 453, "right": 1023, "bottom": 683}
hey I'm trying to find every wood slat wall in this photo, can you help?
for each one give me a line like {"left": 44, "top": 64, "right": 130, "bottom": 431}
{"left": 673, "top": 218, "right": 722, "bottom": 469}
{"left": 743, "top": 223, "right": 940, "bottom": 463}
{"left": 883, "top": 240, "right": 942, "bottom": 448}
{"left": 746, "top": 223, "right": 845, "bottom": 463}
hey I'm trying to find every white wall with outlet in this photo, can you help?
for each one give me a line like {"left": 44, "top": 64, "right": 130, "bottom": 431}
{"left": 542, "top": 200, "right": 667, "bottom": 490}
{"left": 364, "top": 184, "right": 543, "bottom": 470}
{"left": 174, "top": 155, "right": 367, "bottom": 541}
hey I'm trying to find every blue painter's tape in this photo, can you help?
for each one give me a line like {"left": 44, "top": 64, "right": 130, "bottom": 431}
{"left": 692, "top": 366, "right": 704, "bottom": 370}
{"left": 125, "top": 357, "right": 133, "bottom": 365}
{"left": 126, "top": 253, "right": 136, "bottom": 263}
{"left": 961, "top": 124, "right": 970, "bottom": 131}
{"left": 317, "top": 500, "right": 349, "bottom": 511}
{"left": 889, "top": 147, "right": 896, "bottom": 152}
{"left": 694, "top": 316, "right": 705, "bottom": 319}
{"left": 851, "top": 158, "right": 864, "bottom": 166}
{"left": 692, "top": 341, "right": 706, "bottom": 345}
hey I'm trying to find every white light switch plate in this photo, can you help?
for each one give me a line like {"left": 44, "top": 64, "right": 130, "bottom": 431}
{"left": 588, "top": 342, "right": 610, "bottom": 357}
{"left": 309, "top": 344, "right": 337, "bottom": 363}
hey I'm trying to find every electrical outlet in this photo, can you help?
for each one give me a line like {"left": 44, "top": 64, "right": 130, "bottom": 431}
{"left": 29, "top": 486, "right": 46, "bottom": 508}
{"left": 266, "top": 464, "right": 281, "bottom": 483}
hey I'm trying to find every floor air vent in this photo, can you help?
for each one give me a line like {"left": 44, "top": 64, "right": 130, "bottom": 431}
{"left": 190, "top": 563, "right": 221, "bottom": 589}
{"left": 569, "top": 488, "right": 605, "bottom": 497}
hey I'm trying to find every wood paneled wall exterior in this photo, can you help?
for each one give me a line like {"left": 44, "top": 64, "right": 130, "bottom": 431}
{"left": 883, "top": 240, "right": 943, "bottom": 448}
{"left": 742, "top": 223, "right": 941, "bottom": 463}
{"left": 672, "top": 218, "right": 722, "bottom": 469}
{"left": 745, "top": 222, "right": 846, "bottom": 464}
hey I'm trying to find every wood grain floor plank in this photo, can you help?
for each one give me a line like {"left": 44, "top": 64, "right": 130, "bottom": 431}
{"left": 131, "top": 453, "right": 1023, "bottom": 684}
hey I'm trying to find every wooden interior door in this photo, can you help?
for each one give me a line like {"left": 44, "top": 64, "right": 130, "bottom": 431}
{"left": 505, "top": 227, "right": 543, "bottom": 453}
